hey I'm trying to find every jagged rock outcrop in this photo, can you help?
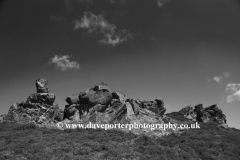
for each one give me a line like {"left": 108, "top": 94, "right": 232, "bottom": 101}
{"left": 63, "top": 82, "right": 166, "bottom": 128}
{"left": 4, "top": 79, "right": 63, "bottom": 124}
{"left": 24, "top": 93, "right": 56, "bottom": 107}
{"left": 168, "top": 104, "right": 227, "bottom": 124}
{"left": 2, "top": 79, "right": 229, "bottom": 135}
{"left": 111, "top": 91, "right": 127, "bottom": 102}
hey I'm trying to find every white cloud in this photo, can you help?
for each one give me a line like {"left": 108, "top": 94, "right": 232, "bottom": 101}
{"left": 213, "top": 76, "right": 222, "bottom": 83}
{"left": 226, "top": 83, "right": 240, "bottom": 93}
{"left": 226, "top": 83, "right": 240, "bottom": 103}
{"left": 100, "top": 34, "right": 124, "bottom": 46}
{"left": 73, "top": 12, "right": 115, "bottom": 33}
{"left": 99, "top": 30, "right": 131, "bottom": 46}
{"left": 73, "top": 12, "right": 131, "bottom": 46}
{"left": 49, "top": 55, "right": 80, "bottom": 71}
{"left": 227, "top": 90, "right": 240, "bottom": 103}
{"left": 208, "top": 72, "right": 230, "bottom": 83}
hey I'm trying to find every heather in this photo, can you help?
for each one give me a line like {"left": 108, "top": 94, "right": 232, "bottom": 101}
{"left": 0, "top": 121, "right": 239, "bottom": 160}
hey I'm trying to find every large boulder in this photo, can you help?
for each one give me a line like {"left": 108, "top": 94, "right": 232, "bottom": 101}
{"left": 194, "top": 104, "right": 204, "bottom": 122}
{"left": 85, "top": 82, "right": 112, "bottom": 106}
{"left": 87, "top": 90, "right": 112, "bottom": 105}
{"left": 36, "top": 78, "right": 49, "bottom": 93}
{"left": 194, "top": 104, "right": 203, "bottom": 111}
{"left": 172, "top": 104, "right": 227, "bottom": 124}
{"left": 63, "top": 82, "right": 114, "bottom": 121}
{"left": 78, "top": 83, "right": 112, "bottom": 106}
{"left": 112, "top": 91, "right": 127, "bottom": 102}
{"left": 64, "top": 104, "right": 81, "bottom": 121}
{"left": 78, "top": 92, "right": 89, "bottom": 104}
{"left": 37, "top": 93, "right": 56, "bottom": 105}
{"left": 204, "top": 104, "right": 217, "bottom": 111}
{"left": 140, "top": 99, "right": 166, "bottom": 116}
{"left": 64, "top": 104, "right": 80, "bottom": 119}
{"left": 66, "top": 94, "right": 80, "bottom": 105}
{"left": 155, "top": 99, "right": 166, "bottom": 116}
{"left": 24, "top": 93, "right": 56, "bottom": 108}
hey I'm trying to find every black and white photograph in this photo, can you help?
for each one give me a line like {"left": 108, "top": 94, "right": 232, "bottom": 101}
{"left": 0, "top": 0, "right": 240, "bottom": 159}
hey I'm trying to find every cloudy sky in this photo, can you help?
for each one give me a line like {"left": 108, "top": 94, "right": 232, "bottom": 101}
{"left": 1, "top": 0, "right": 240, "bottom": 128}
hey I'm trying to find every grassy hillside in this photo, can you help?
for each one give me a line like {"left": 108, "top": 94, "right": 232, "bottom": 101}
{"left": 0, "top": 122, "right": 240, "bottom": 160}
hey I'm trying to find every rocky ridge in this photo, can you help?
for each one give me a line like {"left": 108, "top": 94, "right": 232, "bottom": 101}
{"left": 1, "top": 79, "right": 228, "bottom": 135}
{"left": 64, "top": 82, "right": 166, "bottom": 123}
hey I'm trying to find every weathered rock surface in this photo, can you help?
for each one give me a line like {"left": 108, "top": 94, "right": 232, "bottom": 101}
{"left": 24, "top": 93, "right": 56, "bottom": 107}
{"left": 63, "top": 82, "right": 166, "bottom": 129}
{"left": 1, "top": 80, "right": 229, "bottom": 136}
{"left": 84, "top": 82, "right": 112, "bottom": 106}
{"left": 112, "top": 91, "right": 127, "bottom": 102}
{"left": 167, "top": 104, "right": 227, "bottom": 124}
{"left": 36, "top": 78, "right": 49, "bottom": 93}
{"left": 63, "top": 82, "right": 227, "bottom": 132}
{"left": 3, "top": 79, "right": 63, "bottom": 124}
{"left": 66, "top": 94, "right": 80, "bottom": 105}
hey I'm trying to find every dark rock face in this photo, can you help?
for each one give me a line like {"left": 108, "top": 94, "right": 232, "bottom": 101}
{"left": 64, "top": 83, "right": 113, "bottom": 120}
{"left": 64, "top": 82, "right": 166, "bottom": 126}
{"left": 77, "top": 83, "right": 112, "bottom": 106}
{"left": 85, "top": 82, "right": 112, "bottom": 106}
{"left": 4, "top": 79, "right": 62, "bottom": 124}
{"left": 64, "top": 104, "right": 81, "bottom": 120}
{"left": 36, "top": 78, "right": 49, "bottom": 93}
{"left": 66, "top": 94, "right": 80, "bottom": 105}
{"left": 173, "top": 104, "right": 227, "bottom": 124}
{"left": 25, "top": 93, "right": 56, "bottom": 107}
{"left": 112, "top": 91, "right": 127, "bottom": 102}
{"left": 178, "top": 105, "right": 193, "bottom": 115}
{"left": 6, "top": 102, "right": 63, "bottom": 124}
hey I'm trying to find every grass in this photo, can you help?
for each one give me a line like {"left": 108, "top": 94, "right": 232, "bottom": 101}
{"left": 0, "top": 121, "right": 240, "bottom": 160}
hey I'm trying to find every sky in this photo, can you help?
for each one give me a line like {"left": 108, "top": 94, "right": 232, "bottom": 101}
{"left": 0, "top": 0, "right": 240, "bottom": 128}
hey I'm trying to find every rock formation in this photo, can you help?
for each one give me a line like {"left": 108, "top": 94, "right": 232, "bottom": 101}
{"left": 167, "top": 104, "right": 227, "bottom": 124}
{"left": 1, "top": 79, "right": 228, "bottom": 134}
{"left": 36, "top": 78, "right": 49, "bottom": 93}
{"left": 63, "top": 82, "right": 166, "bottom": 126}
{"left": 62, "top": 82, "right": 228, "bottom": 130}
{"left": 4, "top": 79, "right": 63, "bottom": 124}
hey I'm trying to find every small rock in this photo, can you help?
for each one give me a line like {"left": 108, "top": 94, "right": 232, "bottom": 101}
{"left": 36, "top": 78, "right": 49, "bottom": 93}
